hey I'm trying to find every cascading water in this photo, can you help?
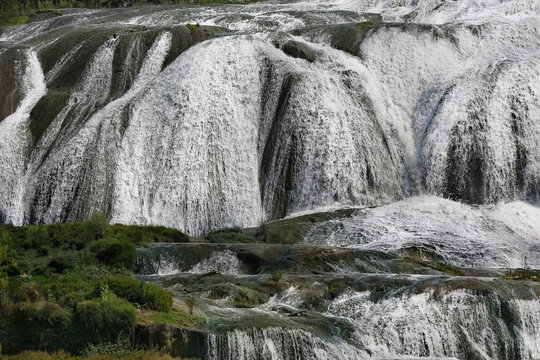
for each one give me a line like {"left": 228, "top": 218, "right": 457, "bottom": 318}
{"left": 0, "top": 50, "right": 47, "bottom": 224}
{"left": 0, "top": 0, "right": 538, "bottom": 233}
{"left": 2, "top": 0, "right": 540, "bottom": 358}
{"left": 305, "top": 196, "right": 540, "bottom": 269}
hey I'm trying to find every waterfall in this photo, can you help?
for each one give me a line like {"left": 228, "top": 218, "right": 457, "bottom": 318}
{"left": 0, "top": 0, "right": 538, "bottom": 233}
{"left": 22, "top": 38, "right": 119, "bottom": 223}
{"left": 111, "top": 36, "right": 266, "bottom": 234}
{"left": 324, "top": 288, "right": 540, "bottom": 360}
{"left": 2, "top": 1, "right": 540, "bottom": 359}
{"left": 304, "top": 196, "right": 540, "bottom": 269}
{"left": 206, "top": 328, "right": 367, "bottom": 360}
{"left": 0, "top": 50, "right": 47, "bottom": 224}
{"left": 197, "top": 277, "right": 540, "bottom": 360}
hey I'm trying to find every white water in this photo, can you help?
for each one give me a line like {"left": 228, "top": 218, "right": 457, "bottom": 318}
{"left": 24, "top": 32, "right": 172, "bottom": 223}
{"left": 202, "top": 282, "right": 540, "bottom": 359}
{"left": 0, "top": 51, "right": 47, "bottom": 224}
{"left": 0, "top": 0, "right": 539, "bottom": 236}
{"left": 189, "top": 250, "right": 240, "bottom": 275}
{"left": 22, "top": 38, "right": 119, "bottom": 223}
{"left": 324, "top": 288, "right": 539, "bottom": 360}
{"left": 136, "top": 246, "right": 240, "bottom": 275}
{"left": 207, "top": 327, "right": 367, "bottom": 360}
{"left": 2, "top": 2, "right": 540, "bottom": 359}
{"left": 111, "top": 36, "right": 265, "bottom": 233}
{"left": 200, "top": 278, "right": 540, "bottom": 360}
{"left": 306, "top": 196, "right": 540, "bottom": 269}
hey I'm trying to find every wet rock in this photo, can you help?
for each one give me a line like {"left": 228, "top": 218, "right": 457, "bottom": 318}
{"left": 28, "top": 10, "right": 62, "bottom": 24}
{"left": 0, "top": 45, "right": 28, "bottom": 122}
{"left": 281, "top": 40, "right": 316, "bottom": 62}
{"left": 133, "top": 323, "right": 208, "bottom": 358}
{"left": 291, "top": 23, "right": 373, "bottom": 56}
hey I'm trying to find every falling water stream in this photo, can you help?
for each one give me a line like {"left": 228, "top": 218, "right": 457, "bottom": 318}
{"left": 1, "top": 0, "right": 540, "bottom": 358}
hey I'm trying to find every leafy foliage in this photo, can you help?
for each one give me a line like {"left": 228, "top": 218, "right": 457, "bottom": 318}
{"left": 104, "top": 276, "right": 173, "bottom": 312}
{"left": 206, "top": 226, "right": 257, "bottom": 243}
{"left": 2, "top": 350, "right": 178, "bottom": 359}
{"left": 0, "top": 216, "right": 195, "bottom": 356}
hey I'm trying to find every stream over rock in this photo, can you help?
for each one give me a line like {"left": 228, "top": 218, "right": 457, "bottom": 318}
{"left": 0, "top": 0, "right": 539, "bottom": 234}
{"left": 1, "top": 0, "right": 540, "bottom": 358}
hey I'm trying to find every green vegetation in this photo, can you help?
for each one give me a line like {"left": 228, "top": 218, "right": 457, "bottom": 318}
{"left": 0, "top": 15, "right": 29, "bottom": 26}
{"left": 143, "top": 309, "right": 205, "bottom": 329}
{"left": 355, "top": 21, "right": 375, "bottom": 27}
{"left": 1, "top": 350, "right": 179, "bottom": 359}
{"left": 205, "top": 222, "right": 272, "bottom": 244}
{"left": 104, "top": 276, "right": 173, "bottom": 311}
{"left": 231, "top": 287, "right": 269, "bottom": 308}
{"left": 0, "top": 214, "right": 201, "bottom": 357}
{"left": 504, "top": 268, "right": 539, "bottom": 281}
{"left": 205, "top": 226, "right": 257, "bottom": 243}
{"left": 434, "top": 262, "right": 465, "bottom": 276}
{"left": 186, "top": 23, "right": 199, "bottom": 32}
{"left": 108, "top": 223, "right": 190, "bottom": 245}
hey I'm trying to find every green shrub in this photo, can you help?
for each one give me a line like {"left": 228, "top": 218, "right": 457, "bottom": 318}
{"left": 255, "top": 222, "right": 270, "bottom": 243}
{"left": 87, "top": 212, "right": 109, "bottom": 239}
{"left": 151, "top": 310, "right": 205, "bottom": 329}
{"left": 91, "top": 237, "right": 135, "bottom": 269}
{"left": 206, "top": 227, "right": 256, "bottom": 243}
{"left": 435, "top": 262, "right": 465, "bottom": 276}
{"left": 49, "top": 275, "right": 92, "bottom": 308}
{"left": 73, "top": 295, "right": 136, "bottom": 349}
{"left": 1, "top": 222, "right": 97, "bottom": 253}
{"left": 0, "top": 222, "right": 184, "bottom": 355}
{"left": 1, "top": 350, "right": 177, "bottom": 359}
{"left": 6, "top": 262, "right": 25, "bottom": 276}
{"left": 0, "top": 15, "right": 29, "bottom": 27}
{"left": 186, "top": 23, "right": 199, "bottom": 32}
{"left": 5, "top": 301, "right": 71, "bottom": 353}
{"left": 107, "top": 224, "right": 189, "bottom": 245}
{"left": 104, "top": 276, "right": 172, "bottom": 312}
{"left": 355, "top": 21, "right": 375, "bottom": 27}
{"left": 48, "top": 256, "right": 72, "bottom": 273}
{"left": 80, "top": 335, "right": 131, "bottom": 357}
{"left": 0, "top": 244, "right": 10, "bottom": 266}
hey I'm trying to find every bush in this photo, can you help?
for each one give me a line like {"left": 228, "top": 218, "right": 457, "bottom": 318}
{"left": 104, "top": 276, "right": 173, "bottom": 312}
{"left": 0, "top": 222, "right": 183, "bottom": 355}
{"left": 80, "top": 336, "right": 131, "bottom": 357}
{"left": 49, "top": 275, "right": 92, "bottom": 308}
{"left": 435, "top": 262, "right": 464, "bottom": 276}
{"left": 1, "top": 350, "right": 176, "bottom": 359}
{"left": 48, "top": 256, "right": 72, "bottom": 273}
{"left": 91, "top": 237, "right": 135, "bottom": 269}
{"left": 107, "top": 224, "right": 189, "bottom": 245}
{"left": 73, "top": 296, "right": 136, "bottom": 349}
{"left": 4, "top": 301, "right": 71, "bottom": 353}
{"left": 87, "top": 212, "right": 109, "bottom": 239}
{"left": 206, "top": 227, "right": 256, "bottom": 243}
{"left": 2, "top": 223, "right": 97, "bottom": 253}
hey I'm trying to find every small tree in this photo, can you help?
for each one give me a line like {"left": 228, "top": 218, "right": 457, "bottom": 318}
{"left": 521, "top": 255, "right": 529, "bottom": 270}
{"left": 87, "top": 211, "right": 109, "bottom": 239}
{"left": 256, "top": 221, "right": 270, "bottom": 243}
{"left": 185, "top": 295, "right": 197, "bottom": 315}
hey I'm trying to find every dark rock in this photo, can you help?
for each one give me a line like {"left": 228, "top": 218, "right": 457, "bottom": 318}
{"left": 0, "top": 45, "right": 29, "bottom": 122}
{"left": 281, "top": 41, "right": 316, "bottom": 62}
{"left": 133, "top": 323, "right": 208, "bottom": 358}
{"left": 28, "top": 10, "right": 62, "bottom": 24}
{"left": 327, "top": 24, "right": 371, "bottom": 55}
